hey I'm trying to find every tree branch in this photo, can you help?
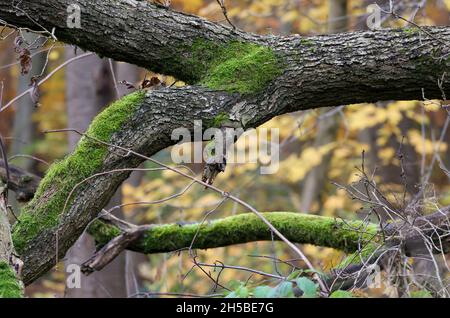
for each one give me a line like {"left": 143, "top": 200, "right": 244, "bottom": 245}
{"left": 84, "top": 207, "right": 450, "bottom": 285}
{"left": 88, "top": 208, "right": 450, "bottom": 257}
{"left": 89, "top": 212, "right": 378, "bottom": 255}
{"left": 0, "top": 0, "right": 449, "bottom": 103}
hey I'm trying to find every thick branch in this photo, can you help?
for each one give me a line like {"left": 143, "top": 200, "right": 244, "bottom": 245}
{"left": 89, "top": 212, "right": 378, "bottom": 255}
{"left": 84, "top": 209, "right": 450, "bottom": 292}
{"left": 0, "top": 185, "right": 23, "bottom": 298}
{"left": 88, "top": 209, "right": 450, "bottom": 258}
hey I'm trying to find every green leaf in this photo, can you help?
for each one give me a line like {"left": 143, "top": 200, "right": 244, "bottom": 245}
{"left": 236, "top": 286, "right": 249, "bottom": 298}
{"left": 253, "top": 286, "right": 274, "bottom": 298}
{"left": 227, "top": 280, "right": 243, "bottom": 290}
{"left": 272, "top": 281, "right": 295, "bottom": 298}
{"left": 225, "top": 291, "right": 238, "bottom": 298}
{"left": 226, "top": 283, "right": 249, "bottom": 298}
{"left": 286, "top": 270, "right": 303, "bottom": 280}
{"left": 329, "top": 290, "right": 353, "bottom": 298}
{"left": 295, "top": 277, "right": 318, "bottom": 298}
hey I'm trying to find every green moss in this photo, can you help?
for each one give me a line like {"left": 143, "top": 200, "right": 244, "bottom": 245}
{"left": 188, "top": 40, "right": 283, "bottom": 94}
{"left": 337, "top": 242, "right": 381, "bottom": 268}
{"left": 204, "top": 112, "right": 231, "bottom": 129}
{"left": 402, "top": 27, "right": 420, "bottom": 35}
{"left": 300, "top": 39, "right": 314, "bottom": 46}
{"left": 0, "top": 262, "right": 23, "bottom": 298}
{"left": 213, "top": 113, "right": 230, "bottom": 127}
{"left": 410, "top": 290, "right": 433, "bottom": 298}
{"left": 88, "top": 219, "right": 122, "bottom": 247}
{"left": 12, "top": 91, "right": 146, "bottom": 252}
{"left": 89, "top": 212, "right": 379, "bottom": 254}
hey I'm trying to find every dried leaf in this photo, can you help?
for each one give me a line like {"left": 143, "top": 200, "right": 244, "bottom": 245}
{"left": 141, "top": 76, "right": 161, "bottom": 89}
{"left": 18, "top": 48, "right": 32, "bottom": 75}
{"left": 29, "top": 76, "right": 40, "bottom": 107}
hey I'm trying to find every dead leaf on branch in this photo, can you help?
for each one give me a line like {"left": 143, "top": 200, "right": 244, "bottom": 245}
{"left": 14, "top": 36, "right": 32, "bottom": 75}
{"left": 202, "top": 154, "right": 227, "bottom": 187}
{"left": 29, "top": 76, "right": 40, "bottom": 107}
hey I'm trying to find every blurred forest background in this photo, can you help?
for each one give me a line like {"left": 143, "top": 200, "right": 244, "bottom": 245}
{"left": 0, "top": 0, "right": 449, "bottom": 297}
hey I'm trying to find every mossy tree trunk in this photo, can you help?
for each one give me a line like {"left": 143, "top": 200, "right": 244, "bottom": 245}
{"left": 0, "top": 0, "right": 449, "bottom": 286}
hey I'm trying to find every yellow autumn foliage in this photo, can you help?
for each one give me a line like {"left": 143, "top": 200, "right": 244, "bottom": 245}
{"left": 408, "top": 130, "right": 448, "bottom": 155}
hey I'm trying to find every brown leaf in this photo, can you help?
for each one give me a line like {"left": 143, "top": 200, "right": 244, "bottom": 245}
{"left": 141, "top": 76, "right": 161, "bottom": 89}
{"left": 29, "top": 77, "right": 40, "bottom": 107}
{"left": 18, "top": 48, "right": 32, "bottom": 75}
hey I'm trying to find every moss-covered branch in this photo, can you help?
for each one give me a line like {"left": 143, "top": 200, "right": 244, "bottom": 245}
{"left": 1, "top": 1, "right": 450, "bottom": 100}
{"left": 89, "top": 208, "right": 450, "bottom": 262}
{"left": 89, "top": 212, "right": 380, "bottom": 254}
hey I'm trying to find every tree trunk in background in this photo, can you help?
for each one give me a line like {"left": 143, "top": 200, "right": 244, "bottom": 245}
{"left": 115, "top": 62, "right": 146, "bottom": 296}
{"left": 64, "top": 49, "right": 127, "bottom": 298}
{"left": 327, "top": 0, "right": 348, "bottom": 33}
{"left": 11, "top": 33, "right": 45, "bottom": 170}
{"left": 10, "top": 33, "right": 46, "bottom": 211}
{"left": 300, "top": 0, "right": 348, "bottom": 212}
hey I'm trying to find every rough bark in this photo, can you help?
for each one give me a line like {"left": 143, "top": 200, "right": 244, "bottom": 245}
{"left": 0, "top": 0, "right": 449, "bottom": 285}
{"left": 0, "top": 0, "right": 449, "bottom": 104}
